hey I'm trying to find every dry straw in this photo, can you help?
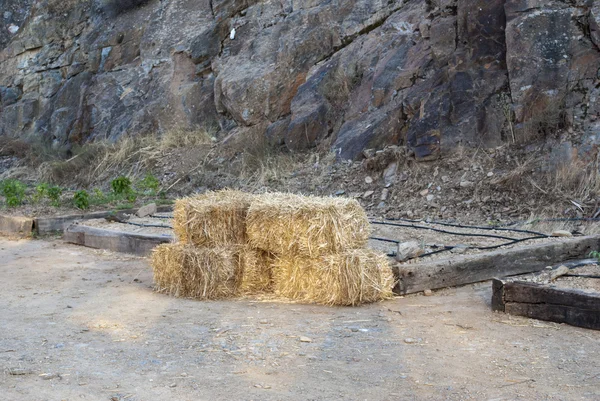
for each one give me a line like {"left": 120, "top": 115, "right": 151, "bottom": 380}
{"left": 151, "top": 243, "right": 242, "bottom": 299}
{"left": 272, "top": 249, "right": 395, "bottom": 306}
{"left": 246, "top": 193, "right": 371, "bottom": 257}
{"left": 238, "top": 249, "right": 275, "bottom": 294}
{"left": 173, "top": 189, "right": 253, "bottom": 246}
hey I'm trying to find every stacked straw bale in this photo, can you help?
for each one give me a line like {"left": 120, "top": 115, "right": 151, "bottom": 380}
{"left": 246, "top": 193, "right": 371, "bottom": 256}
{"left": 152, "top": 189, "right": 394, "bottom": 305}
{"left": 152, "top": 243, "right": 242, "bottom": 299}
{"left": 272, "top": 249, "right": 394, "bottom": 306}
{"left": 174, "top": 189, "right": 253, "bottom": 246}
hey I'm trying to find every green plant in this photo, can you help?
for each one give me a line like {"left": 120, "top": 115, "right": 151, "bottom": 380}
{"left": 47, "top": 186, "right": 63, "bottom": 207}
{"left": 126, "top": 191, "right": 137, "bottom": 203}
{"left": 590, "top": 250, "right": 600, "bottom": 263}
{"left": 73, "top": 190, "right": 90, "bottom": 210}
{"left": 111, "top": 176, "right": 132, "bottom": 195}
{"left": 32, "top": 183, "right": 49, "bottom": 203}
{"left": 137, "top": 173, "right": 160, "bottom": 195}
{"left": 1, "top": 179, "right": 27, "bottom": 207}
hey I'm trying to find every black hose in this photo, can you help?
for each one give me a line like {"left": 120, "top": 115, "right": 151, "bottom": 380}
{"left": 377, "top": 217, "right": 548, "bottom": 237}
{"left": 370, "top": 220, "right": 519, "bottom": 241}
{"left": 149, "top": 215, "right": 173, "bottom": 220}
{"left": 370, "top": 236, "right": 400, "bottom": 244}
{"left": 499, "top": 217, "right": 600, "bottom": 227}
{"left": 123, "top": 221, "right": 174, "bottom": 229}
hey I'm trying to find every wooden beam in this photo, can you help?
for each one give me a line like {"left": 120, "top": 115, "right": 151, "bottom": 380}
{"left": 34, "top": 205, "right": 173, "bottom": 235}
{"left": 393, "top": 235, "right": 600, "bottom": 295}
{"left": 64, "top": 224, "right": 173, "bottom": 256}
{"left": 0, "top": 214, "right": 34, "bottom": 236}
{"left": 492, "top": 279, "right": 600, "bottom": 330}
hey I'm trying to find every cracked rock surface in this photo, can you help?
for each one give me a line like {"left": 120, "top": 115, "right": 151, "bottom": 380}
{"left": 0, "top": 0, "right": 598, "bottom": 158}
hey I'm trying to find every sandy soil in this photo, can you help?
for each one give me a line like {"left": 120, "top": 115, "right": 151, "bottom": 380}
{"left": 1, "top": 237, "right": 600, "bottom": 400}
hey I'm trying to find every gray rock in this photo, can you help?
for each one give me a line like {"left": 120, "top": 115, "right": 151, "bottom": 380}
{"left": 397, "top": 241, "right": 424, "bottom": 262}
{"left": 137, "top": 203, "right": 157, "bottom": 218}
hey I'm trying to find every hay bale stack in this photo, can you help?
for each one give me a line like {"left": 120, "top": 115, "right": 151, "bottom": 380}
{"left": 246, "top": 193, "right": 371, "bottom": 257}
{"left": 151, "top": 243, "right": 242, "bottom": 299}
{"left": 173, "top": 189, "right": 253, "bottom": 246}
{"left": 272, "top": 249, "right": 395, "bottom": 306}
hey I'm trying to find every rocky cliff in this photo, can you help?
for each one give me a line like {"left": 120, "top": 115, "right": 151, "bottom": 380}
{"left": 0, "top": 0, "right": 599, "bottom": 160}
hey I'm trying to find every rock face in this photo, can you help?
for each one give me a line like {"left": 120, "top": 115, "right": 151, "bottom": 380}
{"left": 0, "top": 0, "right": 598, "bottom": 159}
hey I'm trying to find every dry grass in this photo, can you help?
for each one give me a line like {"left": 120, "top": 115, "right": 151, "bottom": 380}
{"left": 548, "top": 156, "right": 600, "bottom": 201}
{"left": 246, "top": 193, "right": 371, "bottom": 257}
{"left": 151, "top": 243, "right": 242, "bottom": 300}
{"left": 173, "top": 190, "right": 254, "bottom": 246}
{"left": 272, "top": 249, "right": 395, "bottom": 306}
{"left": 21, "top": 127, "right": 214, "bottom": 185}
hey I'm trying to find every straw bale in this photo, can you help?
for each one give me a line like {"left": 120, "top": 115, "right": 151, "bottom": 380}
{"left": 238, "top": 249, "right": 275, "bottom": 294}
{"left": 272, "top": 249, "right": 395, "bottom": 306}
{"left": 246, "top": 193, "right": 371, "bottom": 257}
{"left": 151, "top": 243, "right": 242, "bottom": 299}
{"left": 173, "top": 189, "right": 253, "bottom": 246}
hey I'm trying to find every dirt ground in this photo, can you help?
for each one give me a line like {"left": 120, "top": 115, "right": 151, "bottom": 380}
{"left": 1, "top": 237, "right": 600, "bottom": 401}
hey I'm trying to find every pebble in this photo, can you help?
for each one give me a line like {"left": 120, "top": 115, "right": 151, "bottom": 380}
{"left": 423, "top": 289, "right": 433, "bottom": 296}
{"left": 381, "top": 188, "right": 389, "bottom": 201}
{"left": 363, "top": 190, "right": 374, "bottom": 198}
{"left": 460, "top": 181, "right": 474, "bottom": 188}
{"left": 551, "top": 230, "right": 572, "bottom": 237}
{"left": 426, "top": 194, "right": 435, "bottom": 202}
{"left": 299, "top": 336, "right": 312, "bottom": 343}
{"left": 365, "top": 176, "right": 373, "bottom": 184}
{"left": 419, "top": 189, "right": 429, "bottom": 196}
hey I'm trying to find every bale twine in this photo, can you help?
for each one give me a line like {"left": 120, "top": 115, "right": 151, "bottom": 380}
{"left": 173, "top": 189, "right": 253, "bottom": 246}
{"left": 246, "top": 193, "right": 371, "bottom": 257}
{"left": 272, "top": 249, "right": 395, "bottom": 306}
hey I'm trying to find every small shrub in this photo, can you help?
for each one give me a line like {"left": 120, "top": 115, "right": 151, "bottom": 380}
{"left": 1, "top": 179, "right": 26, "bottom": 207}
{"left": 47, "top": 186, "right": 63, "bottom": 207}
{"left": 73, "top": 190, "right": 90, "bottom": 210}
{"left": 126, "top": 191, "right": 137, "bottom": 203}
{"left": 137, "top": 173, "right": 160, "bottom": 195}
{"left": 111, "top": 176, "right": 132, "bottom": 195}
{"left": 590, "top": 251, "right": 600, "bottom": 263}
{"left": 33, "top": 183, "right": 49, "bottom": 204}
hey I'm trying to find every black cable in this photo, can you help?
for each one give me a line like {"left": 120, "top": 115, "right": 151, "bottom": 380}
{"left": 471, "top": 235, "right": 548, "bottom": 251}
{"left": 370, "top": 236, "right": 400, "bottom": 244}
{"left": 122, "top": 221, "right": 174, "bottom": 229}
{"left": 370, "top": 221, "right": 519, "bottom": 241}
{"left": 498, "top": 217, "right": 600, "bottom": 227}
{"left": 377, "top": 217, "right": 548, "bottom": 237}
{"left": 149, "top": 215, "right": 173, "bottom": 220}
{"left": 563, "top": 274, "right": 600, "bottom": 279}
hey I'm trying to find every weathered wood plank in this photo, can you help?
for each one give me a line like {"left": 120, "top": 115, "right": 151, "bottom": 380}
{"left": 0, "top": 214, "right": 34, "bottom": 236}
{"left": 35, "top": 205, "right": 173, "bottom": 235}
{"left": 503, "top": 281, "right": 600, "bottom": 310}
{"left": 393, "top": 235, "right": 600, "bottom": 295}
{"left": 504, "top": 302, "right": 600, "bottom": 330}
{"left": 491, "top": 278, "right": 505, "bottom": 312}
{"left": 492, "top": 279, "right": 600, "bottom": 330}
{"left": 64, "top": 224, "right": 173, "bottom": 256}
